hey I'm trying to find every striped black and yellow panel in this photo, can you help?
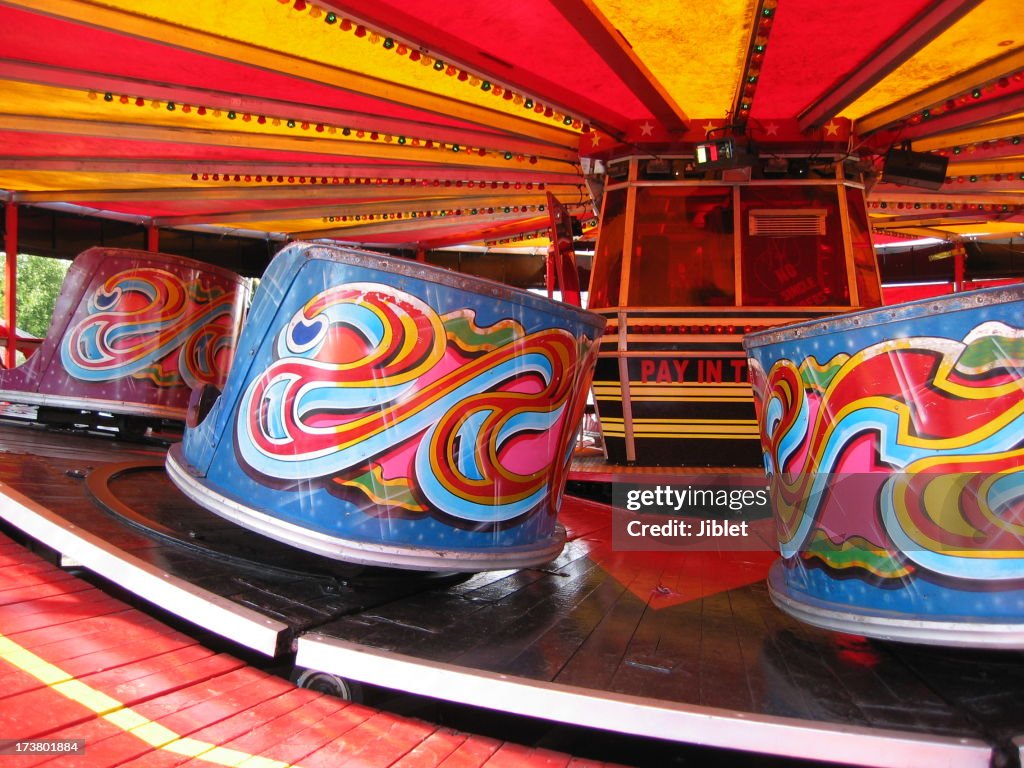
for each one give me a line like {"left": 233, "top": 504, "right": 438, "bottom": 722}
{"left": 594, "top": 357, "right": 762, "bottom": 467}
{"left": 590, "top": 309, "right": 834, "bottom": 467}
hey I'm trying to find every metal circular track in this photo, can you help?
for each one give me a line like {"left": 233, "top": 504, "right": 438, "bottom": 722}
{"left": 84, "top": 459, "right": 458, "bottom": 587}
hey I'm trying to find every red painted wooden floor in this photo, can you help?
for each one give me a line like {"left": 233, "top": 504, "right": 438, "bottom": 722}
{"left": 0, "top": 533, "right": 617, "bottom": 768}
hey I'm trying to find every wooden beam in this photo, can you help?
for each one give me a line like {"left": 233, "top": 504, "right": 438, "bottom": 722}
{"left": 799, "top": 0, "right": 984, "bottom": 131}
{"left": 869, "top": 214, "right": 990, "bottom": 228}
{"left": 883, "top": 92, "right": 1024, "bottom": 145}
{"left": 0, "top": 59, "right": 577, "bottom": 161}
{"left": 873, "top": 178, "right": 1024, "bottom": 194}
{"left": 945, "top": 157, "right": 1024, "bottom": 176}
{"left": 856, "top": 48, "right": 1024, "bottom": 135}
{"left": 0, "top": 114, "right": 578, "bottom": 173}
{"left": 0, "top": 158, "right": 586, "bottom": 187}
{"left": 871, "top": 223, "right": 961, "bottom": 240}
{"left": 3, "top": 202, "right": 16, "bottom": 368}
{"left": 422, "top": 217, "right": 562, "bottom": 250}
{"left": 7, "top": 182, "right": 587, "bottom": 204}
{"left": 869, "top": 190, "right": 1024, "bottom": 206}
{"left": 151, "top": 193, "right": 555, "bottom": 227}
{"left": 911, "top": 117, "right": 1024, "bottom": 152}
{"left": 292, "top": 210, "right": 529, "bottom": 240}
{"left": 881, "top": 138, "right": 1016, "bottom": 163}
{"left": 291, "top": 206, "right": 585, "bottom": 243}
{"left": 548, "top": 0, "right": 688, "bottom": 132}
{"left": 319, "top": 1, "right": 637, "bottom": 136}
{"left": 0, "top": 0, "right": 579, "bottom": 148}
{"left": 874, "top": 227, "right": 1020, "bottom": 242}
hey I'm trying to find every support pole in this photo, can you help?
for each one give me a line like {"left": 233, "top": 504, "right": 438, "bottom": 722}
{"left": 146, "top": 224, "right": 159, "bottom": 253}
{"left": 953, "top": 241, "right": 966, "bottom": 292}
{"left": 545, "top": 245, "right": 555, "bottom": 299}
{"left": 4, "top": 202, "right": 17, "bottom": 369}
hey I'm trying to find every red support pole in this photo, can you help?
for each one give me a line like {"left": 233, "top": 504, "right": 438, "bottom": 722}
{"left": 146, "top": 224, "right": 160, "bottom": 253}
{"left": 4, "top": 202, "right": 17, "bottom": 369}
{"left": 545, "top": 245, "right": 555, "bottom": 299}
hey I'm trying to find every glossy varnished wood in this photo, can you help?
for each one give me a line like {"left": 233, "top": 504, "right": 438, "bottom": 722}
{"left": 0, "top": 526, "right": 610, "bottom": 768}
{"left": 0, "top": 424, "right": 462, "bottom": 649}
{"left": 310, "top": 498, "right": 1024, "bottom": 763}
{"left": 0, "top": 423, "right": 1021, "bottom": 765}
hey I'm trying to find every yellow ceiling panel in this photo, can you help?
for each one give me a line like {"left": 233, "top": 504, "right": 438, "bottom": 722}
{"left": 941, "top": 220, "right": 1024, "bottom": 235}
{"left": 0, "top": 171, "right": 223, "bottom": 192}
{"left": 592, "top": 0, "right": 757, "bottom": 118}
{"left": 50, "top": 0, "right": 581, "bottom": 137}
{"left": 0, "top": 80, "right": 573, "bottom": 164}
{"left": 845, "top": 0, "right": 1024, "bottom": 119}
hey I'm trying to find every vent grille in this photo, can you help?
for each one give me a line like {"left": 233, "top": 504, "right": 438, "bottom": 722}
{"left": 749, "top": 208, "right": 827, "bottom": 236}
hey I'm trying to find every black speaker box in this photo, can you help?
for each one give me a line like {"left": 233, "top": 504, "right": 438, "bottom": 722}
{"left": 882, "top": 149, "right": 949, "bottom": 190}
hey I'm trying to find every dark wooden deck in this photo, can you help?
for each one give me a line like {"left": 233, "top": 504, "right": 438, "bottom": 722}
{"left": 298, "top": 498, "right": 1022, "bottom": 767}
{"left": 0, "top": 526, "right": 611, "bottom": 768}
{"left": 0, "top": 423, "right": 1021, "bottom": 767}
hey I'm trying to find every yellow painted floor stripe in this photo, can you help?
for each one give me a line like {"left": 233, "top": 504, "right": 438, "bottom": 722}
{"left": 0, "top": 631, "right": 295, "bottom": 768}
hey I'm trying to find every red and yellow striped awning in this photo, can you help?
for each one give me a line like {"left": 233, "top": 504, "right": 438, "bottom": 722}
{"left": 0, "top": 0, "right": 1021, "bottom": 248}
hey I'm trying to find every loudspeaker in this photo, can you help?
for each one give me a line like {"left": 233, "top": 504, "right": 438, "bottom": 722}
{"left": 882, "top": 149, "right": 948, "bottom": 191}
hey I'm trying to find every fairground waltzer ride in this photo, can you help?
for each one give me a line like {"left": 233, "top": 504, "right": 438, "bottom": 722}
{"left": 572, "top": 115, "right": 1023, "bottom": 646}
{"left": 2, "top": 2, "right": 1024, "bottom": 763}
{"left": 0, "top": 247, "right": 248, "bottom": 438}
{"left": 167, "top": 241, "right": 605, "bottom": 571}
{"left": 582, "top": 142, "right": 882, "bottom": 468}
{"left": 745, "top": 286, "right": 1024, "bottom": 647}
{"left": 0, "top": 0, "right": 1019, "bottom": 658}
{"left": 4, "top": 190, "right": 1022, "bottom": 650}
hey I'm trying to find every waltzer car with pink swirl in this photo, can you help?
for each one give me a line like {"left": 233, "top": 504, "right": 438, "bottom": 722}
{"left": 0, "top": 247, "right": 247, "bottom": 437}
{"left": 167, "top": 242, "right": 604, "bottom": 571}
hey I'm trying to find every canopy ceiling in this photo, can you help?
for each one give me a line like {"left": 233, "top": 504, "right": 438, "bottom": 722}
{"left": 0, "top": 0, "right": 1022, "bottom": 253}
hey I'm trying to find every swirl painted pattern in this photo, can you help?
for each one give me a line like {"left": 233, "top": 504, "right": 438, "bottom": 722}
{"left": 60, "top": 268, "right": 238, "bottom": 388}
{"left": 236, "top": 282, "right": 582, "bottom": 524}
{"left": 756, "top": 321, "right": 1024, "bottom": 578}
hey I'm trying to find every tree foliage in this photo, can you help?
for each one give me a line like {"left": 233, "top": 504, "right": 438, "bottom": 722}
{"left": 0, "top": 253, "right": 72, "bottom": 338}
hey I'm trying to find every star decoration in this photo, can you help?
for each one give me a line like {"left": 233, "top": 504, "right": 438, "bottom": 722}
{"left": 824, "top": 120, "right": 840, "bottom": 137}
{"left": 763, "top": 122, "right": 779, "bottom": 136}
{"left": 590, "top": 132, "right": 602, "bottom": 148}
{"left": 702, "top": 121, "right": 718, "bottom": 134}
{"left": 639, "top": 121, "right": 655, "bottom": 137}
